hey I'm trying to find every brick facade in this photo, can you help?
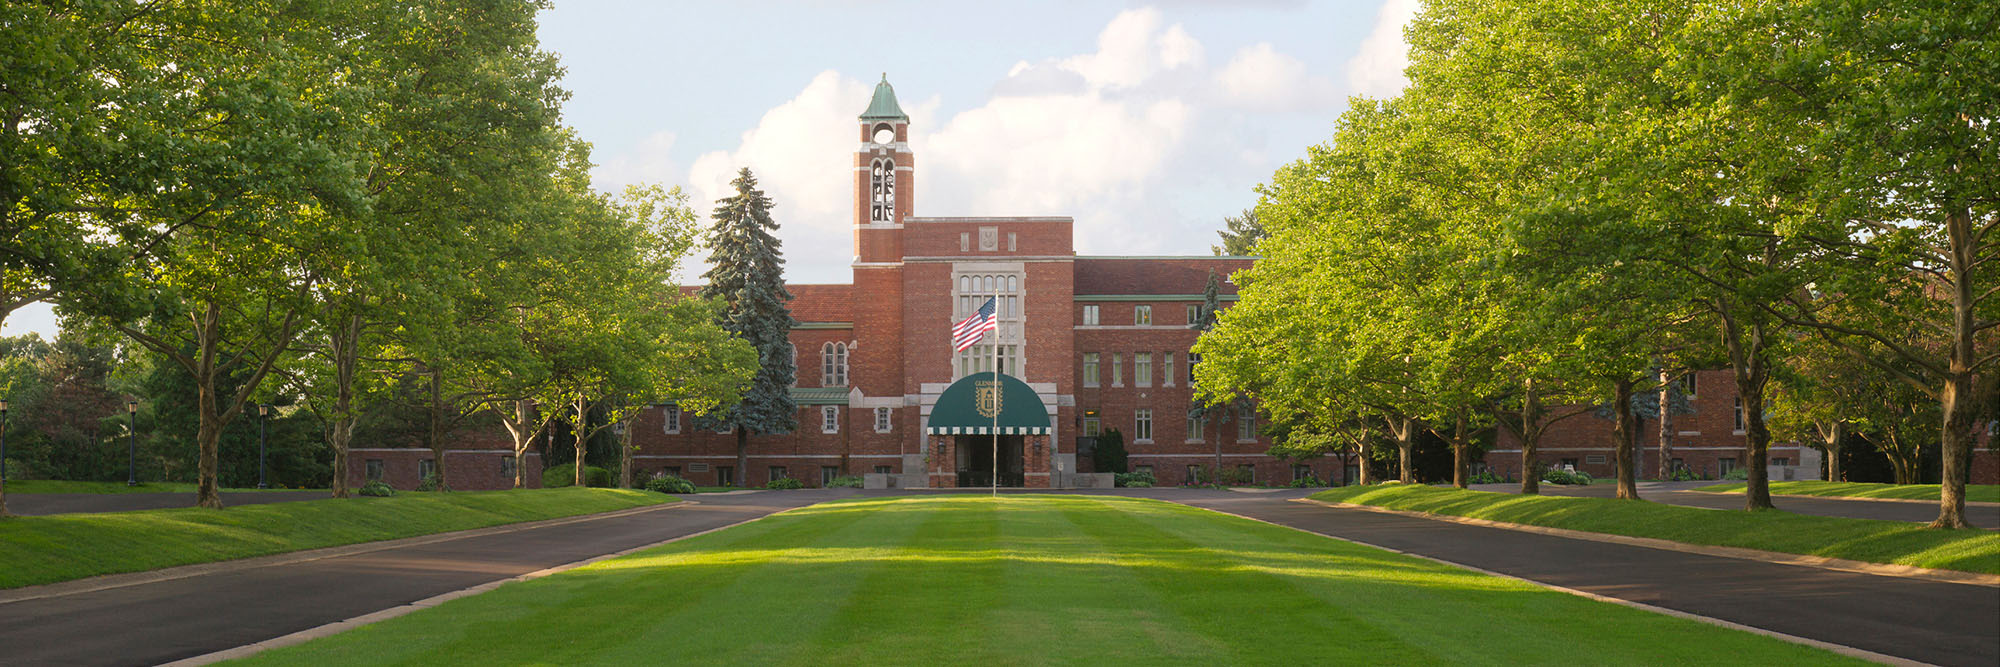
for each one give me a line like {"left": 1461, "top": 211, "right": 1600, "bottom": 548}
{"left": 351, "top": 79, "right": 1999, "bottom": 490}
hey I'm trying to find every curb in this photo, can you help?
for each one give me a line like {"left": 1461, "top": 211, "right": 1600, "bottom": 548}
{"left": 1688, "top": 489, "right": 2000, "bottom": 508}
{"left": 1294, "top": 498, "right": 1999, "bottom": 587}
{"left": 162, "top": 504, "right": 796, "bottom": 666}
{"left": 0, "top": 499, "right": 691, "bottom": 606}
{"left": 1183, "top": 502, "right": 1927, "bottom": 667}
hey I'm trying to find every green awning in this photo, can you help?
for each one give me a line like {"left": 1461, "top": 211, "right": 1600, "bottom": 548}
{"left": 926, "top": 372, "right": 1051, "bottom": 435}
{"left": 790, "top": 387, "right": 849, "bottom": 405}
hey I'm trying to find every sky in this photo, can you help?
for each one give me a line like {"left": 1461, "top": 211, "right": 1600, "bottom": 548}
{"left": 1, "top": 0, "right": 1418, "bottom": 341}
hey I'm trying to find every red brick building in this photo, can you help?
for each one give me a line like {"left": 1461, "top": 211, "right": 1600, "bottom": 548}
{"left": 350, "top": 78, "right": 1998, "bottom": 490}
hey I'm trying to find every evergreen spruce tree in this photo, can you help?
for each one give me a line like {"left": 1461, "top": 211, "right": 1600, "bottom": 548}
{"left": 697, "top": 168, "right": 797, "bottom": 485}
{"left": 1211, "top": 208, "right": 1264, "bottom": 256}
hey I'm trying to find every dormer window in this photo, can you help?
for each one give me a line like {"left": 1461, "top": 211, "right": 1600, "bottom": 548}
{"left": 871, "top": 158, "right": 895, "bottom": 222}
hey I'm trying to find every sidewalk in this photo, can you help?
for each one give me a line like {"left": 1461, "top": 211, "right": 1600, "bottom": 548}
{"left": 1172, "top": 490, "right": 2000, "bottom": 667}
{"left": 0, "top": 490, "right": 849, "bottom": 666}
{"left": 1470, "top": 481, "right": 2000, "bottom": 529}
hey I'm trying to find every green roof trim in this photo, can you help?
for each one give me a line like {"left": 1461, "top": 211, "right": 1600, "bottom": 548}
{"left": 859, "top": 74, "right": 908, "bottom": 121}
{"left": 1074, "top": 294, "right": 1240, "bottom": 302}
{"left": 792, "top": 322, "right": 853, "bottom": 330}
{"left": 790, "top": 387, "right": 850, "bottom": 405}
{"left": 926, "top": 372, "right": 1051, "bottom": 435}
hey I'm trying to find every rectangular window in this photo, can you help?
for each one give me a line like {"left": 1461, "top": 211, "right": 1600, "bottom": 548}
{"left": 365, "top": 459, "right": 384, "bottom": 481}
{"left": 1585, "top": 454, "right": 1607, "bottom": 465}
{"left": 1238, "top": 464, "right": 1256, "bottom": 484}
{"left": 1679, "top": 373, "right": 1696, "bottom": 396}
{"left": 1082, "top": 305, "right": 1099, "bottom": 326}
{"left": 1111, "top": 353, "right": 1122, "bottom": 386}
{"left": 662, "top": 404, "right": 681, "bottom": 434}
{"left": 1187, "top": 352, "right": 1201, "bottom": 385}
{"left": 960, "top": 232, "right": 969, "bottom": 251}
{"left": 1670, "top": 457, "right": 1685, "bottom": 473}
{"left": 1293, "top": 464, "right": 1312, "bottom": 482}
{"left": 1773, "top": 457, "right": 1790, "bottom": 467}
{"left": 1187, "top": 464, "right": 1202, "bottom": 484}
{"left": 873, "top": 465, "right": 893, "bottom": 474}
{"left": 1162, "top": 352, "right": 1175, "bottom": 387}
{"left": 1135, "top": 409, "right": 1153, "bottom": 441}
{"left": 665, "top": 466, "right": 682, "bottom": 477}
{"left": 822, "top": 406, "right": 840, "bottom": 434}
{"left": 769, "top": 466, "right": 788, "bottom": 482}
{"left": 1734, "top": 398, "right": 1745, "bottom": 432}
{"left": 418, "top": 458, "right": 435, "bottom": 481}
{"left": 1136, "top": 464, "right": 1153, "bottom": 478}
{"left": 1083, "top": 416, "right": 1101, "bottom": 437}
{"left": 717, "top": 466, "right": 734, "bottom": 486}
{"left": 1187, "top": 414, "right": 1206, "bottom": 442}
{"left": 1134, "top": 305, "right": 1152, "bottom": 325}
{"left": 501, "top": 456, "right": 516, "bottom": 479}
{"left": 874, "top": 407, "right": 893, "bottom": 433}
{"left": 1008, "top": 232, "right": 1017, "bottom": 251}
{"left": 1237, "top": 407, "right": 1257, "bottom": 441}
{"left": 822, "top": 466, "right": 839, "bottom": 487}
{"left": 1135, "top": 353, "right": 1152, "bottom": 387}
{"left": 1187, "top": 304, "right": 1201, "bottom": 325}
{"left": 1082, "top": 353, "right": 1100, "bottom": 387}
{"left": 1561, "top": 458, "right": 1579, "bottom": 470}
{"left": 1718, "top": 458, "right": 1737, "bottom": 477}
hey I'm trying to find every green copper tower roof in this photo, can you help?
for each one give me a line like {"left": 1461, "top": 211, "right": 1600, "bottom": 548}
{"left": 859, "top": 73, "right": 909, "bottom": 121}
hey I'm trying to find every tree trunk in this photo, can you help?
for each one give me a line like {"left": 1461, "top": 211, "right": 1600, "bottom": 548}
{"left": 573, "top": 395, "right": 589, "bottom": 487}
{"left": 1612, "top": 378, "right": 1640, "bottom": 500}
{"left": 735, "top": 427, "right": 749, "bottom": 488}
{"left": 1719, "top": 307, "right": 1775, "bottom": 510}
{"left": 1658, "top": 368, "right": 1675, "bottom": 480}
{"left": 619, "top": 419, "right": 635, "bottom": 489}
{"left": 1451, "top": 408, "right": 1469, "bottom": 489}
{"left": 327, "top": 313, "right": 361, "bottom": 499}
{"left": 1213, "top": 412, "right": 1223, "bottom": 482}
{"left": 1818, "top": 421, "right": 1845, "bottom": 482}
{"left": 1388, "top": 415, "right": 1415, "bottom": 484}
{"left": 499, "top": 399, "right": 540, "bottom": 489}
{"left": 1933, "top": 206, "right": 1979, "bottom": 529}
{"left": 194, "top": 303, "right": 225, "bottom": 509}
{"left": 427, "top": 369, "right": 449, "bottom": 491}
{"left": 1520, "top": 378, "right": 1542, "bottom": 495}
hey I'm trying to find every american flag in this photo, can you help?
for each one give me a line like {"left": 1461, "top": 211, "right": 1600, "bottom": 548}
{"left": 951, "top": 297, "right": 998, "bottom": 352}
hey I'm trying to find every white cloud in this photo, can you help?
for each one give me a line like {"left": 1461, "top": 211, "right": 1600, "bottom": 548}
{"left": 1346, "top": 0, "right": 1421, "bottom": 98}
{"left": 591, "top": 130, "right": 683, "bottom": 191}
{"left": 637, "top": 8, "right": 1341, "bottom": 282}
{"left": 1215, "top": 42, "right": 1339, "bottom": 111}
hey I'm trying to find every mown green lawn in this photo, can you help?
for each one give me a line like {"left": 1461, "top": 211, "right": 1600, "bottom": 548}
{"left": 1311, "top": 485, "right": 2000, "bottom": 574}
{"left": 2, "top": 480, "right": 313, "bottom": 494}
{"left": 233, "top": 495, "right": 1861, "bottom": 666}
{"left": 0, "top": 488, "right": 672, "bottom": 589}
{"left": 1696, "top": 481, "right": 2000, "bottom": 504}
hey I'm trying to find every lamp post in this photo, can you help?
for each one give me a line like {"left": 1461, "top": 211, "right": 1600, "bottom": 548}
{"left": 257, "top": 404, "right": 272, "bottom": 489}
{"left": 127, "top": 400, "right": 138, "bottom": 486}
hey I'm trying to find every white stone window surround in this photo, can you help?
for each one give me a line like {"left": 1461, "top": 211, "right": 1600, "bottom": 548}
{"left": 662, "top": 404, "right": 682, "bottom": 434}
{"left": 822, "top": 406, "right": 840, "bottom": 434}
{"left": 950, "top": 262, "right": 1027, "bottom": 380}
{"left": 874, "top": 407, "right": 893, "bottom": 433}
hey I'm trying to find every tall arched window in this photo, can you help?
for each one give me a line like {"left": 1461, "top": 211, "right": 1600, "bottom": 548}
{"left": 822, "top": 342, "right": 848, "bottom": 386}
{"left": 871, "top": 158, "right": 895, "bottom": 222}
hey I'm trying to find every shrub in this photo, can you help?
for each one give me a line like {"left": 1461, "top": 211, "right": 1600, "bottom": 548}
{"left": 1289, "top": 475, "right": 1321, "bottom": 488}
{"left": 1721, "top": 466, "right": 1750, "bottom": 481}
{"left": 765, "top": 477, "right": 805, "bottom": 490}
{"left": 1468, "top": 470, "right": 1506, "bottom": 485}
{"left": 542, "top": 464, "right": 614, "bottom": 488}
{"left": 415, "top": 474, "right": 444, "bottom": 492}
{"left": 358, "top": 480, "right": 396, "bottom": 497}
{"left": 1115, "top": 470, "right": 1157, "bottom": 488}
{"left": 644, "top": 474, "right": 697, "bottom": 494}
{"left": 1218, "top": 466, "right": 1256, "bottom": 486}
{"left": 1093, "top": 428, "right": 1129, "bottom": 474}
{"left": 1668, "top": 466, "right": 1703, "bottom": 482}
{"left": 828, "top": 475, "right": 865, "bottom": 488}
{"left": 1542, "top": 468, "right": 1593, "bottom": 485}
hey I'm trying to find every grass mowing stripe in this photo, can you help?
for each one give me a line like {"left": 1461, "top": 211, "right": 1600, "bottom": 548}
{"left": 1311, "top": 485, "right": 2000, "bottom": 574}
{"left": 0, "top": 489, "right": 672, "bottom": 590}
{"left": 229, "top": 496, "right": 1872, "bottom": 667}
{"left": 1696, "top": 481, "right": 2000, "bottom": 504}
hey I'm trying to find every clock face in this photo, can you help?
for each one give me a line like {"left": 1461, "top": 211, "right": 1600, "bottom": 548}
{"left": 873, "top": 127, "right": 896, "bottom": 144}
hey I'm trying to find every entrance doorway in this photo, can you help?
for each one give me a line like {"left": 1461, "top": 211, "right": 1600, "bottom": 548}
{"left": 957, "top": 434, "right": 1024, "bottom": 487}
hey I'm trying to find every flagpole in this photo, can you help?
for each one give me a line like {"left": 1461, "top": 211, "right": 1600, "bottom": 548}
{"left": 992, "top": 325, "right": 999, "bottom": 498}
